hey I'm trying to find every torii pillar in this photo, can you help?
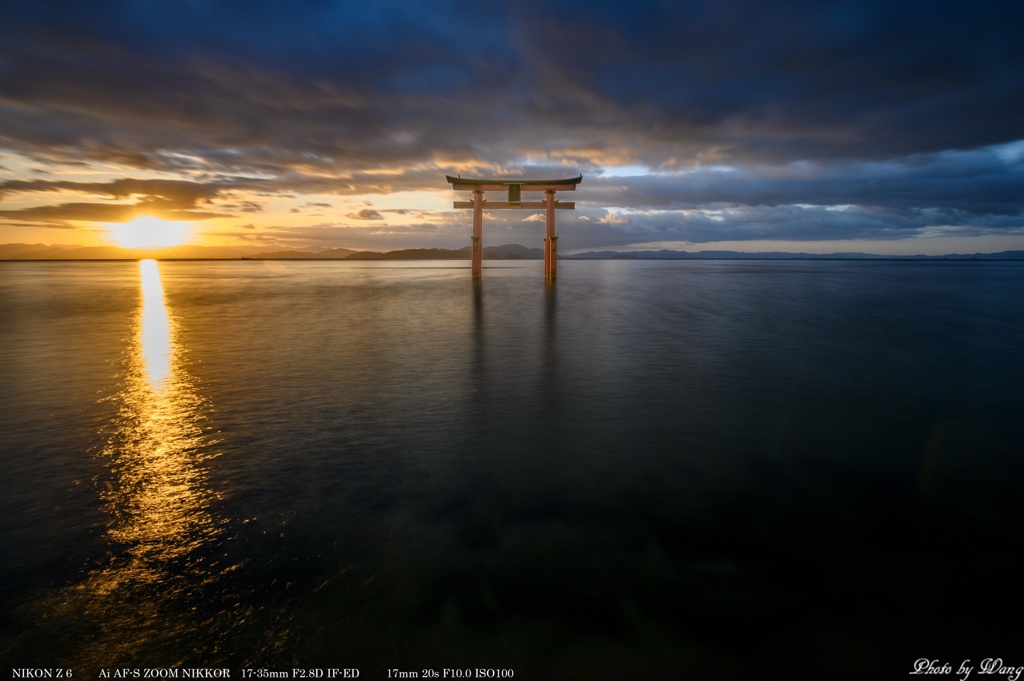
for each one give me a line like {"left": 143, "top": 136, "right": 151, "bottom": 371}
{"left": 447, "top": 175, "right": 582, "bottom": 280}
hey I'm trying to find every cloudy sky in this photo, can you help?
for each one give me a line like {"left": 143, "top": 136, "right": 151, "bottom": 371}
{"left": 1, "top": 0, "right": 1022, "bottom": 254}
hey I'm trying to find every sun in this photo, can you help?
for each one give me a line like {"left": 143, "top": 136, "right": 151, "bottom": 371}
{"left": 107, "top": 216, "right": 193, "bottom": 249}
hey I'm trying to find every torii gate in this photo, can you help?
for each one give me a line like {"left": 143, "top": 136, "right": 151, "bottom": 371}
{"left": 447, "top": 175, "right": 582, "bottom": 280}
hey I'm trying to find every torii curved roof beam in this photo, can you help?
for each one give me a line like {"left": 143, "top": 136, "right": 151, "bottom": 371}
{"left": 446, "top": 175, "right": 582, "bottom": 192}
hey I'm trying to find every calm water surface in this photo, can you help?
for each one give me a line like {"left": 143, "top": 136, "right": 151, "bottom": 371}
{"left": 1, "top": 259, "right": 1022, "bottom": 679}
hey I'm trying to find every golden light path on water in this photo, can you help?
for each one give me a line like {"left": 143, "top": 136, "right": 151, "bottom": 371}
{"left": 52, "top": 259, "right": 228, "bottom": 667}
{"left": 103, "top": 259, "right": 219, "bottom": 569}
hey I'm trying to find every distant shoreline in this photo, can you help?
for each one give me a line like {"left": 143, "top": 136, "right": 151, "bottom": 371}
{"left": 3, "top": 256, "right": 1023, "bottom": 263}
{"left": 2, "top": 242, "right": 1022, "bottom": 262}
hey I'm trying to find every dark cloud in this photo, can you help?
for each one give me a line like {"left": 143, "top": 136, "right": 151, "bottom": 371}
{"left": 3, "top": 0, "right": 1020, "bottom": 167}
{"left": 0, "top": 219, "right": 75, "bottom": 230}
{"left": 0, "top": 178, "right": 229, "bottom": 204}
{"left": 0, "top": 178, "right": 239, "bottom": 225}
{"left": 586, "top": 144, "right": 1024, "bottom": 216}
{"left": 348, "top": 208, "right": 383, "bottom": 221}
{"left": 0, "top": 201, "right": 229, "bottom": 224}
{"left": 515, "top": 1, "right": 1024, "bottom": 161}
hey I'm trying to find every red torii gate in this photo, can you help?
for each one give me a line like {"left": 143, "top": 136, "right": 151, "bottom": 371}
{"left": 447, "top": 175, "right": 582, "bottom": 280}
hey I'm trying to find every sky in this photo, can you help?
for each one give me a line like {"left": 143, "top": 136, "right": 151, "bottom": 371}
{"left": 1, "top": 0, "right": 1022, "bottom": 255}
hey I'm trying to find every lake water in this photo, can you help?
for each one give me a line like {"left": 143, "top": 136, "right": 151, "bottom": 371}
{"left": 1, "top": 259, "right": 1022, "bottom": 679}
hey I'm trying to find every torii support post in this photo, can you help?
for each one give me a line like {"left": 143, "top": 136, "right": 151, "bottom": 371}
{"left": 472, "top": 190, "right": 483, "bottom": 280}
{"left": 447, "top": 175, "right": 582, "bottom": 280}
{"left": 545, "top": 190, "right": 557, "bottom": 280}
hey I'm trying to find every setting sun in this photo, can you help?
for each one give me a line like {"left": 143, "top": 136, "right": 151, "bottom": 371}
{"left": 107, "top": 216, "right": 193, "bottom": 249}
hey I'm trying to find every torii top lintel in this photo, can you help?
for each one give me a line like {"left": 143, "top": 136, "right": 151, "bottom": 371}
{"left": 446, "top": 175, "right": 582, "bottom": 193}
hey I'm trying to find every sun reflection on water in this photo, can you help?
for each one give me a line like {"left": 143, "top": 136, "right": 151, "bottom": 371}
{"left": 139, "top": 259, "right": 172, "bottom": 388}
{"left": 103, "top": 259, "right": 221, "bottom": 571}
{"left": 48, "top": 259, "right": 229, "bottom": 665}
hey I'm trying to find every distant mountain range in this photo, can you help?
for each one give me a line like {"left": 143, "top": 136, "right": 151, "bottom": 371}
{"left": 2, "top": 243, "right": 1022, "bottom": 261}
{"left": 564, "top": 249, "right": 1024, "bottom": 260}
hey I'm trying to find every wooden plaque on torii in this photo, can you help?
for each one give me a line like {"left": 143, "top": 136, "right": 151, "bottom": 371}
{"left": 446, "top": 175, "right": 582, "bottom": 280}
